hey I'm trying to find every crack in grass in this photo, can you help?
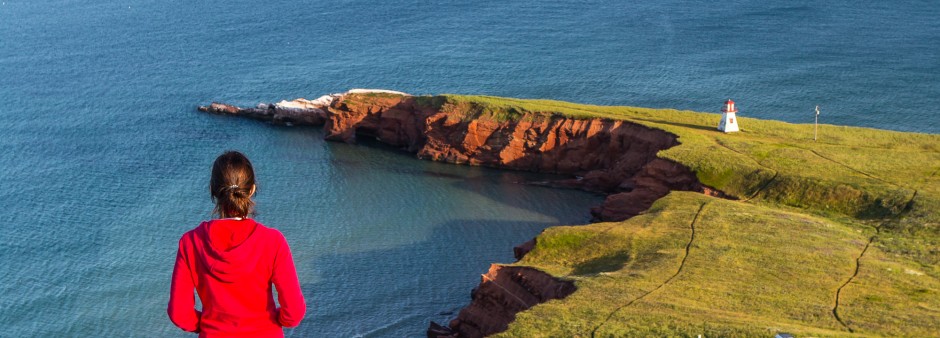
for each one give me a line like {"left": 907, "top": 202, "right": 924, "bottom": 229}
{"left": 797, "top": 146, "right": 898, "bottom": 187}
{"left": 904, "top": 166, "right": 940, "bottom": 211}
{"left": 590, "top": 202, "right": 708, "bottom": 337}
{"left": 833, "top": 219, "right": 885, "bottom": 333}
{"left": 832, "top": 234, "right": 875, "bottom": 333}
{"left": 713, "top": 139, "right": 779, "bottom": 201}
{"left": 743, "top": 171, "right": 778, "bottom": 202}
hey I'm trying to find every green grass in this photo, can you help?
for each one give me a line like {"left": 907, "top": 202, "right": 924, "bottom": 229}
{"left": 364, "top": 94, "right": 940, "bottom": 336}
{"left": 501, "top": 193, "right": 940, "bottom": 337}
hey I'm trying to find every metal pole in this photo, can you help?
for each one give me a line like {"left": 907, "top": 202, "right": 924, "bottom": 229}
{"left": 814, "top": 105, "right": 819, "bottom": 142}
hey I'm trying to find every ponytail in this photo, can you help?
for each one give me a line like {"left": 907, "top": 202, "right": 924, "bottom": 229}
{"left": 210, "top": 151, "right": 257, "bottom": 218}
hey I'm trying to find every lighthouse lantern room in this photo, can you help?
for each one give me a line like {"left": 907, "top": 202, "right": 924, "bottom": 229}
{"left": 718, "top": 99, "right": 740, "bottom": 133}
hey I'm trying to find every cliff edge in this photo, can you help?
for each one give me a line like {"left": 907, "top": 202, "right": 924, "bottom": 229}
{"left": 198, "top": 90, "right": 940, "bottom": 337}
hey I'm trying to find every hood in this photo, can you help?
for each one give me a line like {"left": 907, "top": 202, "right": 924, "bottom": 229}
{"left": 194, "top": 219, "right": 263, "bottom": 283}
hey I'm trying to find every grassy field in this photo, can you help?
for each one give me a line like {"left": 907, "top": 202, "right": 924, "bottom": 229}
{"left": 397, "top": 94, "right": 939, "bottom": 336}
{"left": 503, "top": 193, "right": 939, "bottom": 337}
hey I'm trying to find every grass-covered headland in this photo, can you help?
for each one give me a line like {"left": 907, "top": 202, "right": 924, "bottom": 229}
{"left": 410, "top": 94, "right": 940, "bottom": 337}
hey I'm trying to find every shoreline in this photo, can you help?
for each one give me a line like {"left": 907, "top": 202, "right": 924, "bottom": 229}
{"left": 200, "top": 90, "right": 726, "bottom": 336}
{"left": 199, "top": 89, "right": 940, "bottom": 337}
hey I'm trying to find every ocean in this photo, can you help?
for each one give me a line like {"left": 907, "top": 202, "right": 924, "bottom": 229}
{"left": 1, "top": 0, "right": 937, "bottom": 336}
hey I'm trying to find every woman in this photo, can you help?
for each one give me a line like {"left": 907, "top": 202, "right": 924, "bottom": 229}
{"left": 168, "top": 151, "right": 306, "bottom": 337}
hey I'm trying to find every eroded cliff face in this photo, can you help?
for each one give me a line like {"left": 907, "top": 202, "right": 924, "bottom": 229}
{"left": 428, "top": 265, "right": 576, "bottom": 338}
{"left": 324, "top": 94, "right": 718, "bottom": 222}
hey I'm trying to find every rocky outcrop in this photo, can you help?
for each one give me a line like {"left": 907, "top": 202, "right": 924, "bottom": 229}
{"left": 427, "top": 265, "right": 577, "bottom": 338}
{"left": 200, "top": 90, "right": 724, "bottom": 337}
{"left": 197, "top": 96, "right": 335, "bottom": 126}
{"left": 513, "top": 239, "right": 537, "bottom": 261}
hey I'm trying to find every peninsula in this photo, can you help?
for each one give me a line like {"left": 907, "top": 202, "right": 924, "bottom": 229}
{"left": 199, "top": 90, "right": 940, "bottom": 337}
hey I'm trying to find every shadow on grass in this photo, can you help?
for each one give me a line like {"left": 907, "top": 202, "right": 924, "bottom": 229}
{"left": 633, "top": 118, "right": 715, "bottom": 132}
{"left": 571, "top": 251, "right": 631, "bottom": 275}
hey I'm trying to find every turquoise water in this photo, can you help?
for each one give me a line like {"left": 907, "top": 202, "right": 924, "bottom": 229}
{"left": 1, "top": 0, "right": 938, "bottom": 336}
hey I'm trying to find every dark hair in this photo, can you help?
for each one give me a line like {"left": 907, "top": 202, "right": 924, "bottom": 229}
{"left": 210, "top": 151, "right": 256, "bottom": 218}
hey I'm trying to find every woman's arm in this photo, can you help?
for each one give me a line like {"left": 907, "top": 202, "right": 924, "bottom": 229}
{"left": 271, "top": 233, "right": 306, "bottom": 327}
{"left": 167, "top": 237, "right": 201, "bottom": 332}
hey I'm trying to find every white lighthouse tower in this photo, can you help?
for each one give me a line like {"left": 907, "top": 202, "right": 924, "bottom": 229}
{"left": 717, "top": 99, "right": 740, "bottom": 133}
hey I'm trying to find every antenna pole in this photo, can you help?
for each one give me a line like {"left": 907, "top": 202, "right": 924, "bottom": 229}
{"left": 814, "top": 105, "right": 819, "bottom": 142}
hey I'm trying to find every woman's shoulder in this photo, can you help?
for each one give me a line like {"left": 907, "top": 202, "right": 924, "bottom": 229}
{"left": 174, "top": 221, "right": 208, "bottom": 251}
{"left": 182, "top": 221, "right": 210, "bottom": 235}
{"left": 251, "top": 220, "right": 288, "bottom": 242}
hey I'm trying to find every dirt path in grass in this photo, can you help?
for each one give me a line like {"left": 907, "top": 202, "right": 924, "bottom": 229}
{"left": 590, "top": 202, "right": 709, "bottom": 337}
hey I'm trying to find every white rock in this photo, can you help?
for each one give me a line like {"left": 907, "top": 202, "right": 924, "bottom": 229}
{"left": 905, "top": 269, "right": 925, "bottom": 276}
{"left": 275, "top": 98, "right": 327, "bottom": 110}
{"left": 310, "top": 94, "right": 335, "bottom": 107}
{"left": 346, "top": 88, "right": 411, "bottom": 96}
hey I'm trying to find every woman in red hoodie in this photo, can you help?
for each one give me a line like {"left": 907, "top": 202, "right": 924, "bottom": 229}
{"left": 169, "top": 151, "right": 306, "bottom": 337}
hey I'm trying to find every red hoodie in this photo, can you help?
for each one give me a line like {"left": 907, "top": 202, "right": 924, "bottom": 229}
{"left": 168, "top": 219, "right": 306, "bottom": 337}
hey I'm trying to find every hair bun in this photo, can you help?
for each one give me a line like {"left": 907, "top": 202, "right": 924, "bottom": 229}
{"left": 210, "top": 150, "right": 257, "bottom": 218}
{"left": 231, "top": 188, "right": 247, "bottom": 199}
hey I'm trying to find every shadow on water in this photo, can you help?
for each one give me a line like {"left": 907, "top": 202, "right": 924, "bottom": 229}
{"left": 293, "top": 219, "right": 559, "bottom": 337}
{"left": 333, "top": 135, "right": 604, "bottom": 223}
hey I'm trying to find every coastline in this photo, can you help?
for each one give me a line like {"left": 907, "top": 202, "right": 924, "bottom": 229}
{"left": 200, "top": 91, "right": 726, "bottom": 336}
{"left": 199, "top": 90, "right": 940, "bottom": 337}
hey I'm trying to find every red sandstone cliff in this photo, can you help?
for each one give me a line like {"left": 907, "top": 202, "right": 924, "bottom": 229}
{"left": 428, "top": 265, "right": 577, "bottom": 338}
{"left": 324, "top": 94, "right": 718, "bottom": 222}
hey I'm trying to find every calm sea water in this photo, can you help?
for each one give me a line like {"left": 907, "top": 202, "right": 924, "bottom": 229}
{"left": 1, "top": 0, "right": 937, "bottom": 336}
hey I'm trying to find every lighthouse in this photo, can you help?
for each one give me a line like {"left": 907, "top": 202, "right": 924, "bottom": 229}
{"left": 717, "top": 99, "right": 740, "bottom": 133}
